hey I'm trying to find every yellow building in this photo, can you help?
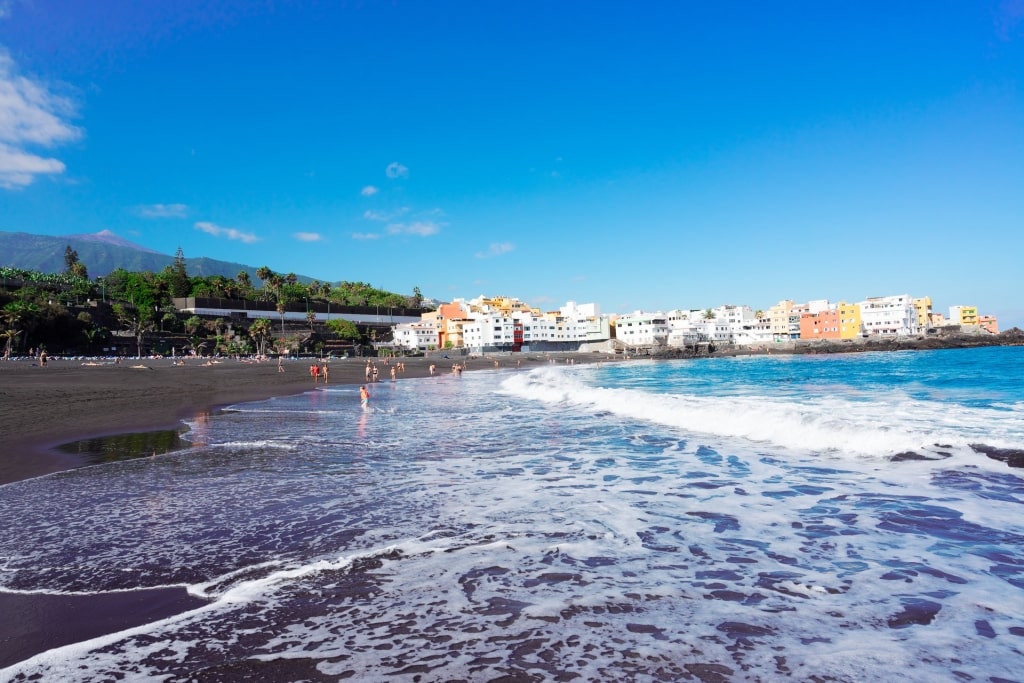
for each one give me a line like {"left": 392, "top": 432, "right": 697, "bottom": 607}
{"left": 838, "top": 302, "right": 862, "bottom": 339}
{"left": 475, "top": 296, "right": 537, "bottom": 316}
{"left": 949, "top": 305, "right": 979, "bottom": 326}
{"left": 912, "top": 297, "right": 932, "bottom": 329}
{"left": 768, "top": 300, "right": 795, "bottom": 340}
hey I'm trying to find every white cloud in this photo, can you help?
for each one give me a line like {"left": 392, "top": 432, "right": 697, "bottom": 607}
{"left": 387, "top": 220, "right": 441, "bottom": 237}
{"left": 137, "top": 203, "right": 188, "bottom": 218}
{"left": 385, "top": 161, "right": 409, "bottom": 179}
{"left": 475, "top": 242, "right": 515, "bottom": 258}
{"left": 352, "top": 232, "right": 380, "bottom": 240}
{"left": 361, "top": 185, "right": 379, "bottom": 196}
{"left": 0, "top": 143, "right": 65, "bottom": 188}
{"left": 294, "top": 232, "right": 322, "bottom": 242}
{"left": 0, "top": 49, "right": 81, "bottom": 188}
{"left": 194, "top": 221, "right": 260, "bottom": 243}
{"left": 363, "top": 207, "right": 409, "bottom": 222}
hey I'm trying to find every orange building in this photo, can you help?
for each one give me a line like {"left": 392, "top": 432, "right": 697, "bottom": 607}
{"left": 800, "top": 309, "right": 842, "bottom": 339}
{"left": 979, "top": 315, "right": 999, "bottom": 334}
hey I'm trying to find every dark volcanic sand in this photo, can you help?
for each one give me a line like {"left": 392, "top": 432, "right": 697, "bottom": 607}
{"left": 0, "top": 352, "right": 613, "bottom": 671}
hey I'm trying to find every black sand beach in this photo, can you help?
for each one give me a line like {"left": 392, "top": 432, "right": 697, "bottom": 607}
{"left": 0, "top": 352, "right": 611, "bottom": 670}
{"left": 0, "top": 353, "right": 603, "bottom": 486}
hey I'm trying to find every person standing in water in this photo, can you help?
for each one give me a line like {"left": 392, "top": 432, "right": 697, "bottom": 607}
{"left": 359, "top": 385, "right": 370, "bottom": 408}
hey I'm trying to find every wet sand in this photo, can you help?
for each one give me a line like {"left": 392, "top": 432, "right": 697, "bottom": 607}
{"left": 0, "top": 352, "right": 610, "bottom": 672}
{"left": 0, "top": 587, "right": 208, "bottom": 670}
{"left": 0, "top": 353, "right": 598, "bottom": 486}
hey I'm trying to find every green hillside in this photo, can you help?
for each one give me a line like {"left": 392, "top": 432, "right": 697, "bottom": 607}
{"left": 0, "top": 230, "right": 307, "bottom": 283}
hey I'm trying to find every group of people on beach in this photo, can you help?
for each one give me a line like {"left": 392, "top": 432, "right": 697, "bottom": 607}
{"left": 309, "top": 362, "right": 329, "bottom": 383}
{"left": 363, "top": 359, "right": 408, "bottom": 383}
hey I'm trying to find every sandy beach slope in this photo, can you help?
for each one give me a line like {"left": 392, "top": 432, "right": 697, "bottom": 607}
{"left": 0, "top": 353, "right": 600, "bottom": 486}
{"left": 0, "top": 352, "right": 609, "bottom": 670}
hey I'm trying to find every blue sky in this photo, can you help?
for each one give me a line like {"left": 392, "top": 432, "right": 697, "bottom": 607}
{"left": 2, "top": 1, "right": 1022, "bottom": 327}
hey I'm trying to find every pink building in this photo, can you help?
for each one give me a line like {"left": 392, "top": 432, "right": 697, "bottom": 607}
{"left": 979, "top": 315, "right": 999, "bottom": 334}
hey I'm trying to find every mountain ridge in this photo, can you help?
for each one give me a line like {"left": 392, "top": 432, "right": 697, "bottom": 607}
{"left": 64, "top": 229, "right": 163, "bottom": 254}
{"left": 0, "top": 230, "right": 315, "bottom": 283}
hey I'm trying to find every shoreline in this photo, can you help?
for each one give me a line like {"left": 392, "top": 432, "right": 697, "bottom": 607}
{"left": 1, "top": 344, "right": 1019, "bottom": 673}
{"left": 0, "top": 352, "right": 608, "bottom": 670}
{"left": 4, "top": 337, "right": 1021, "bottom": 486}
{"left": 0, "top": 353, "right": 606, "bottom": 487}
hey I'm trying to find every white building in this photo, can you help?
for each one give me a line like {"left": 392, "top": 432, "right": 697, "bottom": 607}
{"left": 614, "top": 311, "right": 670, "bottom": 348}
{"left": 428, "top": 299, "right": 609, "bottom": 353}
{"left": 391, "top": 320, "right": 440, "bottom": 352}
{"left": 667, "top": 305, "right": 769, "bottom": 346}
{"left": 733, "top": 317, "right": 774, "bottom": 346}
{"left": 666, "top": 309, "right": 703, "bottom": 347}
{"left": 858, "top": 294, "right": 920, "bottom": 336}
{"left": 461, "top": 314, "right": 518, "bottom": 351}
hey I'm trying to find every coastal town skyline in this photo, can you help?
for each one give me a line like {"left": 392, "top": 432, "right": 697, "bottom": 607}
{"left": 0, "top": 227, "right": 1011, "bottom": 338}
{"left": 2, "top": 2, "right": 1022, "bottom": 328}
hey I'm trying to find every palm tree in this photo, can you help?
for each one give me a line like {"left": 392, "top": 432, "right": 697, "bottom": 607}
{"left": 184, "top": 315, "right": 203, "bottom": 336}
{"left": 269, "top": 274, "right": 284, "bottom": 302}
{"left": 248, "top": 318, "right": 273, "bottom": 356}
{"left": 285, "top": 272, "right": 298, "bottom": 287}
{"left": 703, "top": 308, "right": 715, "bottom": 320}
{"left": 306, "top": 309, "right": 317, "bottom": 333}
{"left": 276, "top": 301, "right": 286, "bottom": 335}
{"left": 317, "top": 282, "right": 333, "bottom": 322}
{"left": 1, "top": 301, "right": 35, "bottom": 356}
{"left": 255, "top": 266, "right": 272, "bottom": 285}
{"left": 237, "top": 271, "right": 252, "bottom": 292}
{"left": 1, "top": 328, "right": 19, "bottom": 359}
{"left": 256, "top": 266, "right": 274, "bottom": 300}
{"left": 112, "top": 304, "right": 155, "bottom": 359}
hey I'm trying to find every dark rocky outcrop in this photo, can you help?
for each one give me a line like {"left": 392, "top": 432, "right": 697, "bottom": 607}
{"left": 969, "top": 444, "right": 1024, "bottom": 468}
{"left": 717, "top": 329, "right": 1023, "bottom": 358}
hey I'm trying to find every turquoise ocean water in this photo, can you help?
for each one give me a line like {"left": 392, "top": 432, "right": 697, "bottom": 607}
{"left": 1, "top": 346, "right": 1023, "bottom": 681}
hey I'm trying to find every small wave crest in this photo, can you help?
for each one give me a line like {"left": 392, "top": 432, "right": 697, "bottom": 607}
{"left": 500, "top": 367, "right": 1024, "bottom": 460}
{"left": 207, "top": 440, "right": 298, "bottom": 451}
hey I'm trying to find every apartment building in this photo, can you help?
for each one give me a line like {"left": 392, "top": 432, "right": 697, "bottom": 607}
{"left": 768, "top": 300, "right": 809, "bottom": 340}
{"left": 393, "top": 298, "right": 609, "bottom": 353}
{"left": 859, "top": 295, "right": 919, "bottom": 336}
{"left": 391, "top": 320, "right": 440, "bottom": 351}
{"left": 837, "top": 302, "right": 862, "bottom": 339}
{"left": 799, "top": 301, "right": 862, "bottom": 340}
{"left": 768, "top": 300, "right": 795, "bottom": 340}
{"left": 800, "top": 308, "right": 842, "bottom": 339}
{"left": 949, "top": 305, "right": 979, "bottom": 327}
{"left": 614, "top": 312, "right": 670, "bottom": 348}
{"left": 979, "top": 315, "right": 999, "bottom": 334}
{"left": 913, "top": 297, "right": 933, "bottom": 329}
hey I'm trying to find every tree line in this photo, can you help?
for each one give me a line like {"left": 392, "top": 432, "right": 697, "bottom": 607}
{"left": 1, "top": 246, "right": 427, "bottom": 358}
